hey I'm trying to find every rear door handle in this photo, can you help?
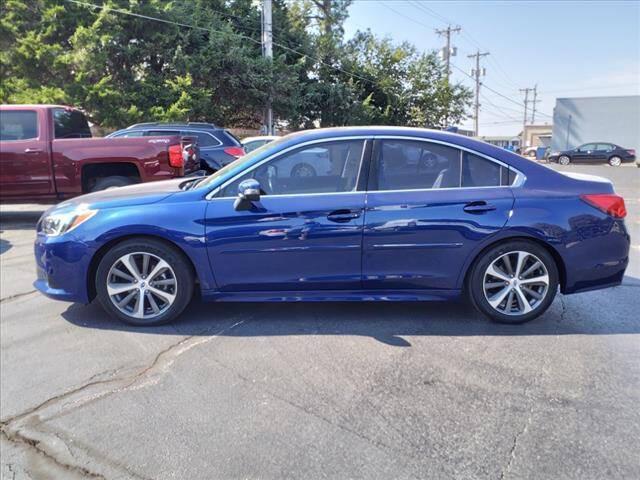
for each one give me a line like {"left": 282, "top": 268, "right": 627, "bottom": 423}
{"left": 24, "top": 148, "right": 43, "bottom": 154}
{"left": 463, "top": 201, "right": 496, "bottom": 214}
{"left": 327, "top": 209, "right": 361, "bottom": 223}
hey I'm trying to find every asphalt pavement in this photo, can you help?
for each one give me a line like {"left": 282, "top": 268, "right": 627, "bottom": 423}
{"left": 1, "top": 163, "right": 639, "bottom": 479}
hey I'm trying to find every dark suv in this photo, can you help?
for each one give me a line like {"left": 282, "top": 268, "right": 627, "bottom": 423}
{"left": 108, "top": 122, "right": 245, "bottom": 172}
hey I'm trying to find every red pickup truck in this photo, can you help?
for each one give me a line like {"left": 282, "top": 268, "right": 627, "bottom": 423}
{"left": 0, "top": 105, "right": 200, "bottom": 202}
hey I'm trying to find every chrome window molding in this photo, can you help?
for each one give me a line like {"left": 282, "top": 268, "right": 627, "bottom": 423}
{"left": 205, "top": 134, "right": 526, "bottom": 200}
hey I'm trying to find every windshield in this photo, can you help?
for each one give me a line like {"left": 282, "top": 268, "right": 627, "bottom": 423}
{"left": 196, "top": 135, "right": 291, "bottom": 189}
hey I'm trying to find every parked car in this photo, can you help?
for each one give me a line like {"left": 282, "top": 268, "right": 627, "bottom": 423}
{"left": 0, "top": 105, "right": 200, "bottom": 202}
{"left": 242, "top": 135, "right": 280, "bottom": 153}
{"left": 34, "top": 127, "right": 629, "bottom": 327}
{"left": 108, "top": 122, "right": 245, "bottom": 172}
{"left": 548, "top": 143, "right": 636, "bottom": 166}
{"left": 523, "top": 146, "right": 538, "bottom": 157}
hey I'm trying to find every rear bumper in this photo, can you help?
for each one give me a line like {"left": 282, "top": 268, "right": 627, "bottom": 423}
{"left": 34, "top": 233, "right": 93, "bottom": 304}
{"left": 562, "top": 218, "right": 630, "bottom": 294}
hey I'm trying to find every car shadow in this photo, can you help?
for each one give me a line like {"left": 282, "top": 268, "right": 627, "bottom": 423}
{"left": 61, "top": 286, "right": 640, "bottom": 347}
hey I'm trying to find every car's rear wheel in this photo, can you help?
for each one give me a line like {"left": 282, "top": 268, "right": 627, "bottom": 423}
{"left": 96, "top": 238, "right": 194, "bottom": 326}
{"left": 468, "top": 241, "right": 559, "bottom": 324}
{"left": 527, "top": 150, "right": 536, "bottom": 157}
{"left": 608, "top": 156, "right": 622, "bottom": 167}
{"left": 558, "top": 155, "right": 571, "bottom": 166}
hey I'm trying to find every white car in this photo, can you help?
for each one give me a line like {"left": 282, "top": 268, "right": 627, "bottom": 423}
{"left": 242, "top": 135, "right": 281, "bottom": 153}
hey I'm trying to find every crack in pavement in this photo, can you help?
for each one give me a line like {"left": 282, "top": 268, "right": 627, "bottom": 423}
{"left": 0, "top": 289, "right": 38, "bottom": 304}
{"left": 499, "top": 406, "right": 534, "bottom": 480}
{"left": 0, "top": 318, "right": 247, "bottom": 479}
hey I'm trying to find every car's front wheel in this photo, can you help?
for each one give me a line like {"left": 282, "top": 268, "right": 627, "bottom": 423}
{"left": 96, "top": 238, "right": 194, "bottom": 326}
{"left": 558, "top": 155, "right": 571, "bottom": 166}
{"left": 468, "top": 241, "right": 559, "bottom": 324}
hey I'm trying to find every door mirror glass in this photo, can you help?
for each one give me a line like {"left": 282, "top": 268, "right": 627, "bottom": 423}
{"left": 234, "top": 179, "right": 261, "bottom": 210}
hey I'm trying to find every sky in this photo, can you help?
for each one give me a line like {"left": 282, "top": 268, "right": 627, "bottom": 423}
{"left": 342, "top": 0, "right": 640, "bottom": 136}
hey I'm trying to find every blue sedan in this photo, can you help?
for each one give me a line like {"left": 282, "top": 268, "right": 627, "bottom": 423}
{"left": 34, "top": 127, "right": 630, "bottom": 325}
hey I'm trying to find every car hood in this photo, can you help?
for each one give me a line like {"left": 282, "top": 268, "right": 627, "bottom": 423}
{"left": 55, "top": 178, "right": 188, "bottom": 211}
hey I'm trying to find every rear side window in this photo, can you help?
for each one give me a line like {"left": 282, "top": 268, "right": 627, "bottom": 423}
{"left": 372, "top": 140, "right": 461, "bottom": 191}
{"left": 53, "top": 108, "right": 91, "bottom": 138}
{"left": 189, "top": 131, "right": 220, "bottom": 147}
{"left": 145, "top": 130, "right": 180, "bottom": 137}
{"left": 596, "top": 143, "right": 613, "bottom": 152}
{"left": 462, "top": 152, "right": 502, "bottom": 187}
{"left": 112, "top": 130, "right": 144, "bottom": 138}
{"left": 0, "top": 110, "right": 38, "bottom": 141}
{"left": 223, "top": 130, "right": 242, "bottom": 146}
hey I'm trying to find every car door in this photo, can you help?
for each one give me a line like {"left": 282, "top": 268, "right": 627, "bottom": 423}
{"left": 595, "top": 143, "right": 613, "bottom": 162}
{"left": 0, "top": 109, "right": 53, "bottom": 197}
{"left": 204, "top": 138, "right": 370, "bottom": 292}
{"left": 362, "top": 138, "right": 515, "bottom": 290}
{"left": 573, "top": 143, "right": 596, "bottom": 163}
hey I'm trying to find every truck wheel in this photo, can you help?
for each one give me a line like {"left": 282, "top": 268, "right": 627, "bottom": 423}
{"left": 90, "top": 176, "right": 137, "bottom": 192}
{"left": 95, "top": 238, "right": 194, "bottom": 326}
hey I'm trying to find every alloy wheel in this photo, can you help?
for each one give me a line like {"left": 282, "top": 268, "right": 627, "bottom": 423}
{"left": 559, "top": 155, "right": 570, "bottom": 165}
{"left": 609, "top": 156, "right": 622, "bottom": 167}
{"left": 483, "top": 251, "right": 550, "bottom": 316}
{"left": 106, "top": 252, "right": 177, "bottom": 320}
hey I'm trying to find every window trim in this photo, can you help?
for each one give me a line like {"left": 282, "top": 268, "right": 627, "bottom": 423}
{"left": 0, "top": 109, "right": 40, "bottom": 142}
{"left": 367, "top": 136, "right": 525, "bottom": 193}
{"left": 205, "top": 135, "right": 525, "bottom": 200}
{"left": 206, "top": 136, "right": 371, "bottom": 200}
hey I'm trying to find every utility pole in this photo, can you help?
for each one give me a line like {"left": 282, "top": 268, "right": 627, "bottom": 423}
{"left": 467, "top": 50, "right": 489, "bottom": 136}
{"left": 435, "top": 25, "right": 461, "bottom": 84}
{"left": 519, "top": 87, "right": 534, "bottom": 151}
{"left": 261, "top": 0, "right": 273, "bottom": 135}
{"left": 530, "top": 84, "right": 539, "bottom": 124}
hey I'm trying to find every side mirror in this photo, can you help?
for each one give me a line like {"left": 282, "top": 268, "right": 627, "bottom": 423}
{"left": 234, "top": 179, "right": 261, "bottom": 211}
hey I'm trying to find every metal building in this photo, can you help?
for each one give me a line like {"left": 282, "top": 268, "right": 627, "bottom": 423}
{"left": 552, "top": 95, "right": 640, "bottom": 153}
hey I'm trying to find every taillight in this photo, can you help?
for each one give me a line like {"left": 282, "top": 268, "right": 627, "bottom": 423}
{"left": 580, "top": 194, "right": 627, "bottom": 219}
{"left": 626, "top": 149, "right": 635, "bottom": 156}
{"left": 224, "top": 146, "right": 245, "bottom": 158}
{"left": 168, "top": 144, "right": 184, "bottom": 168}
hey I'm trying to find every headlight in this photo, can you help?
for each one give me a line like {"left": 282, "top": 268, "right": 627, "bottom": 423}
{"left": 40, "top": 208, "right": 98, "bottom": 236}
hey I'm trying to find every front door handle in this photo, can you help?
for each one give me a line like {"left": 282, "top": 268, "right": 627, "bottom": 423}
{"left": 463, "top": 201, "right": 496, "bottom": 214}
{"left": 24, "top": 148, "right": 43, "bottom": 154}
{"left": 327, "top": 209, "right": 361, "bottom": 223}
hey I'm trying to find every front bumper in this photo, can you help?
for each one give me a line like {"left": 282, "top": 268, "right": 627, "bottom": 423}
{"left": 34, "top": 233, "right": 94, "bottom": 304}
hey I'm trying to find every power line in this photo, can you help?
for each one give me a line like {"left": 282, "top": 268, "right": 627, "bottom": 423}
{"left": 379, "top": 1, "right": 436, "bottom": 30}
{"left": 64, "top": 0, "right": 382, "bottom": 92}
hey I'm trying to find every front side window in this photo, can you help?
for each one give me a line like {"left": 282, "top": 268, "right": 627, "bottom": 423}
{"left": 219, "top": 140, "right": 365, "bottom": 197}
{"left": 53, "top": 108, "right": 91, "bottom": 138}
{"left": 0, "top": 110, "right": 38, "bottom": 141}
{"left": 371, "top": 140, "right": 461, "bottom": 191}
{"left": 579, "top": 143, "right": 596, "bottom": 152}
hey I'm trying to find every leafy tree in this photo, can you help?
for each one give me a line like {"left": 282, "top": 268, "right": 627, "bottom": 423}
{"left": 1, "top": 0, "right": 471, "bottom": 130}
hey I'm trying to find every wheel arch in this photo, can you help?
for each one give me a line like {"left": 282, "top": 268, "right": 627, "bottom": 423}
{"left": 87, "top": 234, "right": 200, "bottom": 302}
{"left": 461, "top": 234, "right": 567, "bottom": 294}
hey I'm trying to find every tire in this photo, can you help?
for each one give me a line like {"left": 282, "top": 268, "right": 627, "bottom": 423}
{"left": 527, "top": 150, "right": 536, "bottom": 157}
{"left": 608, "top": 156, "right": 622, "bottom": 167}
{"left": 291, "top": 163, "right": 316, "bottom": 177}
{"left": 558, "top": 155, "right": 571, "bottom": 166}
{"left": 90, "top": 176, "right": 137, "bottom": 192}
{"left": 467, "top": 240, "right": 559, "bottom": 324}
{"left": 95, "top": 238, "right": 194, "bottom": 326}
